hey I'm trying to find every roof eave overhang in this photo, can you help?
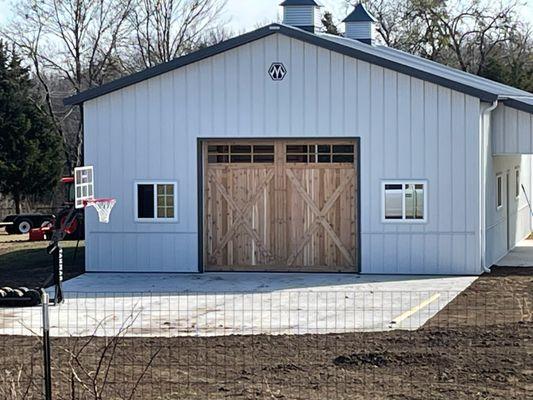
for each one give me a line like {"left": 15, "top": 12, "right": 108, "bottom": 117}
{"left": 501, "top": 98, "right": 533, "bottom": 114}
{"left": 65, "top": 23, "right": 503, "bottom": 107}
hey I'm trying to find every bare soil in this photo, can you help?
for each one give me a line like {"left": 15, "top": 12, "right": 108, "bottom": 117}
{"left": 0, "top": 232, "right": 84, "bottom": 288}
{"left": 1, "top": 267, "right": 531, "bottom": 399}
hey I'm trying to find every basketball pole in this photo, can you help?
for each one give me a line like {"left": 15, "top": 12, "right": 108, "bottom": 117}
{"left": 41, "top": 290, "right": 53, "bottom": 400}
{"left": 47, "top": 207, "right": 78, "bottom": 305}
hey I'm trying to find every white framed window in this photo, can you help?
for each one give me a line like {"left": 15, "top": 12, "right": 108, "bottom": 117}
{"left": 496, "top": 174, "right": 503, "bottom": 209}
{"left": 382, "top": 181, "right": 427, "bottom": 223}
{"left": 135, "top": 181, "right": 178, "bottom": 222}
{"left": 515, "top": 167, "right": 520, "bottom": 198}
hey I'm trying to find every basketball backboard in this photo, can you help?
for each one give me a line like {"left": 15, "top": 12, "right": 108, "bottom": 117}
{"left": 74, "top": 166, "right": 94, "bottom": 209}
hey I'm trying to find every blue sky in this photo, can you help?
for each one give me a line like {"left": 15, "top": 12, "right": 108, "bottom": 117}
{"left": 1, "top": 0, "right": 532, "bottom": 32}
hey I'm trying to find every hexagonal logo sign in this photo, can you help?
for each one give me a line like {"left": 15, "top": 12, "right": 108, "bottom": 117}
{"left": 269, "top": 63, "right": 287, "bottom": 81}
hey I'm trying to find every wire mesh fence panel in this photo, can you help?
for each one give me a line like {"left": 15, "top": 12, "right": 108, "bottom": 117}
{"left": 0, "top": 290, "right": 531, "bottom": 399}
{"left": 0, "top": 305, "right": 44, "bottom": 400}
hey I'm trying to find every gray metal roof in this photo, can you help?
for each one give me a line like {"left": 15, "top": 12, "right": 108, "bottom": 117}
{"left": 64, "top": 23, "right": 533, "bottom": 114}
{"left": 320, "top": 33, "right": 533, "bottom": 113}
{"left": 280, "top": 0, "right": 321, "bottom": 6}
{"left": 343, "top": 4, "right": 377, "bottom": 23}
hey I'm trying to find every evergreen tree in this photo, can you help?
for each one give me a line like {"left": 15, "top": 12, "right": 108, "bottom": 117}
{"left": 322, "top": 11, "right": 340, "bottom": 36}
{"left": 0, "top": 41, "right": 63, "bottom": 214}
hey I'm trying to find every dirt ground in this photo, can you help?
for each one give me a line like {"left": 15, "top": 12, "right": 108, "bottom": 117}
{"left": 1, "top": 267, "right": 531, "bottom": 400}
{"left": 0, "top": 231, "right": 85, "bottom": 288}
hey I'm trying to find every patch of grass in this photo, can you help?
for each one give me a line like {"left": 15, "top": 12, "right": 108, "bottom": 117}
{"left": 0, "top": 233, "right": 84, "bottom": 288}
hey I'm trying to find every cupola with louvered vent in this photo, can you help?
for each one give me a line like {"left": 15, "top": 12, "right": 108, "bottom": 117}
{"left": 343, "top": 3, "right": 377, "bottom": 45}
{"left": 280, "top": 0, "right": 322, "bottom": 33}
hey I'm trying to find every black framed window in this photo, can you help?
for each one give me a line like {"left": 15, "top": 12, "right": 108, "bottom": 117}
{"left": 383, "top": 182, "right": 427, "bottom": 222}
{"left": 136, "top": 182, "right": 177, "bottom": 221}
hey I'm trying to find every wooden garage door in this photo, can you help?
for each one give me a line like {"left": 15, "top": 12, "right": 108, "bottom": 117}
{"left": 203, "top": 140, "right": 359, "bottom": 272}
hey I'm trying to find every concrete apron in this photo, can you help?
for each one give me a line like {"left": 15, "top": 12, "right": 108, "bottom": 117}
{"left": 497, "top": 239, "right": 533, "bottom": 267}
{"left": 0, "top": 273, "right": 477, "bottom": 337}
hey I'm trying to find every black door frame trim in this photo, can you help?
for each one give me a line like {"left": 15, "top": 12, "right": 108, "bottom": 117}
{"left": 197, "top": 137, "right": 361, "bottom": 274}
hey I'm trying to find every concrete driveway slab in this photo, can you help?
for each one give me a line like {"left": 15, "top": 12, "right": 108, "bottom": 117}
{"left": 496, "top": 239, "right": 533, "bottom": 267}
{"left": 0, "top": 273, "right": 478, "bottom": 337}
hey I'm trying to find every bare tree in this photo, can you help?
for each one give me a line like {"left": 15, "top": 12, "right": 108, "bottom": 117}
{"left": 410, "top": 0, "right": 522, "bottom": 74}
{"left": 343, "top": 0, "right": 532, "bottom": 90}
{"left": 1, "top": 0, "right": 230, "bottom": 171}
{"left": 1, "top": 0, "right": 135, "bottom": 170}
{"left": 126, "top": 0, "right": 229, "bottom": 70}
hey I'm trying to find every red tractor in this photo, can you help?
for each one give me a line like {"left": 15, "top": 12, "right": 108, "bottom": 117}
{"left": 28, "top": 177, "right": 85, "bottom": 241}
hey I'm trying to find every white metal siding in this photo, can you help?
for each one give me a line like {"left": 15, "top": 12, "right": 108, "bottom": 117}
{"left": 492, "top": 105, "right": 533, "bottom": 154}
{"left": 84, "top": 33, "right": 481, "bottom": 274}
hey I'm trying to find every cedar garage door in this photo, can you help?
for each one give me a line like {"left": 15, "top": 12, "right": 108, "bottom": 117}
{"left": 203, "top": 139, "right": 359, "bottom": 272}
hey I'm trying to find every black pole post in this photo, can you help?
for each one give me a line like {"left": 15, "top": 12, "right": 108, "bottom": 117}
{"left": 41, "top": 290, "right": 53, "bottom": 400}
{"left": 73, "top": 239, "right": 80, "bottom": 263}
{"left": 52, "top": 245, "right": 64, "bottom": 304}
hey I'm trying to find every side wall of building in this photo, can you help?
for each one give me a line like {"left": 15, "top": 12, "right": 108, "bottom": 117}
{"left": 485, "top": 105, "right": 533, "bottom": 267}
{"left": 492, "top": 105, "right": 533, "bottom": 154}
{"left": 84, "top": 33, "right": 482, "bottom": 274}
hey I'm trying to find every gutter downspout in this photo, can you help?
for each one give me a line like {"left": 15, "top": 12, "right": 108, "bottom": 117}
{"left": 480, "top": 100, "right": 498, "bottom": 273}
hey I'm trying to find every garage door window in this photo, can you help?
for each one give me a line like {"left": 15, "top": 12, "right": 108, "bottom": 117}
{"left": 382, "top": 181, "right": 426, "bottom": 222}
{"left": 286, "top": 144, "right": 355, "bottom": 163}
{"left": 208, "top": 144, "right": 274, "bottom": 163}
{"left": 135, "top": 182, "right": 177, "bottom": 221}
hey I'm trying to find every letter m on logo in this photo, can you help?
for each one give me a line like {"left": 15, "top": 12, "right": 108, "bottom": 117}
{"left": 268, "top": 63, "right": 287, "bottom": 81}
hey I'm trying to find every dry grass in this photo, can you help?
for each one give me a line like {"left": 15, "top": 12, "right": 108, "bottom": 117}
{"left": 0, "top": 231, "right": 84, "bottom": 288}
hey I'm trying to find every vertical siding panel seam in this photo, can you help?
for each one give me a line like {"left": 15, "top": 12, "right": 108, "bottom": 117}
{"left": 422, "top": 83, "right": 427, "bottom": 237}
{"left": 240, "top": 45, "right": 245, "bottom": 135}
{"left": 276, "top": 35, "right": 280, "bottom": 133}
{"left": 464, "top": 96, "right": 469, "bottom": 273}
{"left": 449, "top": 92, "right": 454, "bottom": 274}
{"left": 211, "top": 58, "right": 215, "bottom": 134}
{"left": 436, "top": 90, "right": 440, "bottom": 272}
{"left": 342, "top": 56, "right": 346, "bottom": 134}
{"left": 237, "top": 46, "right": 242, "bottom": 135}
{"left": 329, "top": 50, "right": 333, "bottom": 134}
{"left": 503, "top": 106, "right": 507, "bottom": 153}
{"left": 262, "top": 40, "right": 266, "bottom": 136}
{"left": 159, "top": 78, "right": 163, "bottom": 177}
{"left": 394, "top": 73, "right": 399, "bottom": 237}
{"left": 381, "top": 68, "right": 387, "bottom": 272}
{"left": 315, "top": 47, "right": 319, "bottom": 134}
{"left": 515, "top": 108, "right": 519, "bottom": 153}
{"left": 368, "top": 63, "right": 373, "bottom": 271}
{"left": 409, "top": 78, "right": 413, "bottom": 242}
{"left": 171, "top": 71, "right": 177, "bottom": 267}
{"left": 185, "top": 67, "right": 190, "bottom": 251}
{"left": 121, "top": 90, "right": 126, "bottom": 268}
{"left": 146, "top": 83, "right": 151, "bottom": 177}
{"left": 223, "top": 54, "right": 228, "bottom": 135}
{"left": 248, "top": 46, "right": 253, "bottom": 134}
{"left": 289, "top": 39, "right": 293, "bottom": 135}
{"left": 409, "top": 78, "right": 413, "bottom": 271}
{"left": 301, "top": 43, "right": 307, "bottom": 134}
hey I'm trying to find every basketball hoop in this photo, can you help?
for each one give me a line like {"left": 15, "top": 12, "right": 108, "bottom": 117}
{"left": 84, "top": 198, "right": 116, "bottom": 224}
